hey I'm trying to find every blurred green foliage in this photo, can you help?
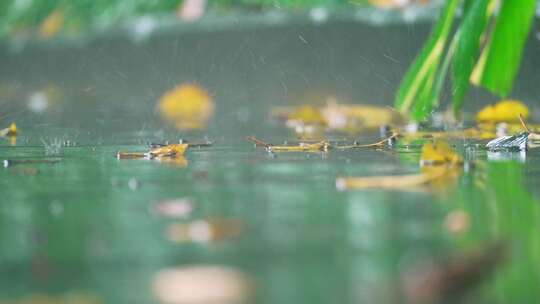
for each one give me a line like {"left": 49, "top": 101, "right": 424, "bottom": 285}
{"left": 0, "top": 0, "right": 358, "bottom": 40}
{"left": 395, "top": 0, "right": 536, "bottom": 121}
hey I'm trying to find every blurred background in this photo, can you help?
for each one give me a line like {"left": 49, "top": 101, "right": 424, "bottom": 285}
{"left": 1, "top": 1, "right": 540, "bottom": 304}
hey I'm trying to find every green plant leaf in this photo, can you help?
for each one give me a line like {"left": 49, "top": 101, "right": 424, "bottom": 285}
{"left": 473, "top": 0, "right": 536, "bottom": 96}
{"left": 394, "top": 0, "right": 460, "bottom": 120}
{"left": 451, "top": 0, "right": 490, "bottom": 114}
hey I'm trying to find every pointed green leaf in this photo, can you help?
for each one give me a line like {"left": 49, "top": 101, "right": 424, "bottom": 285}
{"left": 476, "top": 0, "right": 536, "bottom": 96}
{"left": 394, "top": 0, "right": 460, "bottom": 120}
{"left": 451, "top": 0, "right": 490, "bottom": 114}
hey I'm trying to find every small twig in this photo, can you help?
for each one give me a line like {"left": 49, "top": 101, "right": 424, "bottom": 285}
{"left": 336, "top": 132, "right": 399, "bottom": 150}
{"left": 246, "top": 136, "right": 271, "bottom": 148}
{"left": 518, "top": 114, "right": 531, "bottom": 133}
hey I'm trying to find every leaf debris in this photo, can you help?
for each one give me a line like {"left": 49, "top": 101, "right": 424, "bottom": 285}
{"left": 117, "top": 143, "right": 189, "bottom": 160}
{"left": 246, "top": 133, "right": 398, "bottom": 153}
{"left": 0, "top": 123, "right": 17, "bottom": 137}
{"left": 338, "top": 139, "right": 462, "bottom": 190}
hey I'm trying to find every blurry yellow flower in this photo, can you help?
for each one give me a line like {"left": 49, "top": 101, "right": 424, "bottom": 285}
{"left": 39, "top": 10, "right": 64, "bottom": 40}
{"left": 476, "top": 99, "right": 529, "bottom": 123}
{"left": 158, "top": 83, "right": 214, "bottom": 130}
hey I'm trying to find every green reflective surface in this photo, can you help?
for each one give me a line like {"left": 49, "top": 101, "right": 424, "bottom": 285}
{"left": 2, "top": 128, "right": 540, "bottom": 303}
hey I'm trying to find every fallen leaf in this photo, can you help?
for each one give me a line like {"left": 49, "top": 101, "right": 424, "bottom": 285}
{"left": 337, "top": 140, "right": 462, "bottom": 190}
{"left": 476, "top": 99, "right": 529, "bottom": 123}
{"left": 322, "top": 100, "right": 401, "bottom": 130}
{"left": 288, "top": 105, "right": 326, "bottom": 125}
{"left": 148, "top": 143, "right": 188, "bottom": 158}
{"left": 158, "top": 83, "right": 214, "bottom": 130}
{"left": 271, "top": 100, "right": 401, "bottom": 134}
{"left": 420, "top": 140, "right": 463, "bottom": 166}
{"left": 0, "top": 123, "right": 17, "bottom": 137}
{"left": 116, "top": 143, "right": 188, "bottom": 160}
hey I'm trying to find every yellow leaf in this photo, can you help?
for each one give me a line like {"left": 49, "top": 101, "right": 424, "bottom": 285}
{"left": 322, "top": 101, "right": 400, "bottom": 130}
{"left": 39, "top": 10, "right": 64, "bottom": 39}
{"left": 116, "top": 143, "right": 188, "bottom": 160}
{"left": 158, "top": 83, "right": 214, "bottom": 130}
{"left": 0, "top": 123, "right": 17, "bottom": 137}
{"left": 148, "top": 144, "right": 188, "bottom": 157}
{"left": 420, "top": 140, "right": 463, "bottom": 166}
{"left": 288, "top": 105, "right": 326, "bottom": 125}
{"left": 476, "top": 100, "right": 529, "bottom": 123}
